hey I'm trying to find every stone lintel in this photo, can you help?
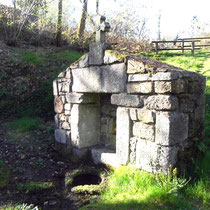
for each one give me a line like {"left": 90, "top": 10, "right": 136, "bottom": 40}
{"left": 66, "top": 92, "right": 99, "bottom": 104}
{"left": 71, "top": 64, "right": 126, "bottom": 93}
{"left": 111, "top": 93, "right": 144, "bottom": 107}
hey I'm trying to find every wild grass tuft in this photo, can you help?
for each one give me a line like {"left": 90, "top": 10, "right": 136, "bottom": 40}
{"left": 17, "top": 180, "right": 54, "bottom": 192}
{"left": 1, "top": 203, "right": 39, "bottom": 210}
{"left": 11, "top": 117, "right": 42, "bottom": 132}
{"left": 82, "top": 166, "right": 192, "bottom": 210}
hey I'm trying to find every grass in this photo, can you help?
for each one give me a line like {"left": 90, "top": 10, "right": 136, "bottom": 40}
{"left": 0, "top": 47, "right": 83, "bottom": 119}
{"left": 10, "top": 117, "right": 42, "bottom": 133}
{"left": 1, "top": 203, "right": 39, "bottom": 210}
{"left": 17, "top": 180, "right": 54, "bottom": 192}
{"left": 82, "top": 166, "right": 193, "bottom": 210}
{"left": 0, "top": 160, "right": 10, "bottom": 188}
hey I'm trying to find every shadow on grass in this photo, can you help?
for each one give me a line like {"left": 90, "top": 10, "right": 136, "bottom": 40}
{"left": 82, "top": 192, "right": 193, "bottom": 210}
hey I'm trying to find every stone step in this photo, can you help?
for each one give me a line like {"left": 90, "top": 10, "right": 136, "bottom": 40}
{"left": 91, "top": 147, "right": 121, "bottom": 167}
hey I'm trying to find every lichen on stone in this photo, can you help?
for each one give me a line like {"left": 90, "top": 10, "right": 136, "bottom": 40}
{"left": 105, "top": 50, "right": 127, "bottom": 62}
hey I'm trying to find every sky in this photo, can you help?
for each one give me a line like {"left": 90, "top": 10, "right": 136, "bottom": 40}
{"left": 1, "top": 0, "right": 210, "bottom": 40}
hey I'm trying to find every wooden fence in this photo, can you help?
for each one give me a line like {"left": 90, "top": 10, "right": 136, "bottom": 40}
{"left": 151, "top": 37, "right": 210, "bottom": 54}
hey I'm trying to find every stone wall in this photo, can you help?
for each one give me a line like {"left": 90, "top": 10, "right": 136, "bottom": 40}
{"left": 100, "top": 94, "right": 116, "bottom": 150}
{"left": 53, "top": 48, "right": 206, "bottom": 173}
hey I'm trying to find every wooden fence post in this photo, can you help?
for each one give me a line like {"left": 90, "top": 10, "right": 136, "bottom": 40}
{"left": 155, "top": 42, "right": 159, "bottom": 54}
{"left": 191, "top": 41, "right": 195, "bottom": 54}
{"left": 181, "top": 40, "right": 184, "bottom": 53}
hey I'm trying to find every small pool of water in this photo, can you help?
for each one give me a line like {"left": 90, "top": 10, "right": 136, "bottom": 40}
{"left": 72, "top": 174, "right": 101, "bottom": 186}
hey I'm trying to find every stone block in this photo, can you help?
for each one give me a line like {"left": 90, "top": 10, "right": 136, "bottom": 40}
{"left": 130, "top": 137, "right": 137, "bottom": 164}
{"left": 109, "top": 134, "right": 116, "bottom": 150}
{"left": 180, "top": 99, "right": 195, "bottom": 113}
{"left": 91, "top": 147, "right": 121, "bottom": 167}
{"left": 129, "top": 108, "right": 137, "bottom": 121}
{"left": 101, "top": 124, "right": 108, "bottom": 133}
{"left": 127, "top": 82, "right": 153, "bottom": 94}
{"left": 100, "top": 63, "right": 127, "bottom": 93}
{"left": 137, "top": 109, "right": 155, "bottom": 124}
{"left": 58, "top": 71, "right": 65, "bottom": 78}
{"left": 79, "top": 53, "right": 89, "bottom": 68}
{"left": 195, "top": 106, "right": 205, "bottom": 122}
{"left": 62, "top": 122, "right": 70, "bottom": 130}
{"left": 72, "top": 64, "right": 126, "bottom": 93}
{"left": 116, "top": 107, "right": 131, "bottom": 164}
{"left": 59, "top": 114, "right": 66, "bottom": 121}
{"left": 111, "top": 93, "right": 144, "bottom": 107}
{"left": 66, "top": 92, "right": 98, "bottom": 104}
{"left": 154, "top": 79, "right": 187, "bottom": 94}
{"left": 72, "top": 147, "right": 89, "bottom": 159}
{"left": 89, "top": 43, "right": 105, "bottom": 65}
{"left": 72, "top": 67, "right": 101, "bottom": 92}
{"left": 61, "top": 81, "right": 71, "bottom": 92}
{"left": 104, "top": 50, "right": 125, "bottom": 64}
{"left": 127, "top": 59, "right": 145, "bottom": 73}
{"left": 155, "top": 112, "right": 188, "bottom": 146}
{"left": 133, "top": 122, "right": 155, "bottom": 141}
{"left": 55, "top": 129, "right": 67, "bottom": 144}
{"left": 196, "top": 94, "right": 205, "bottom": 106}
{"left": 151, "top": 72, "right": 181, "bottom": 81}
{"left": 128, "top": 74, "right": 150, "bottom": 82}
{"left": 70, "top": 54, "right": 89, "bottom": 69}
{"left": 65, "top": 110, "right": 71, "bottom": 115}
{"left": 188, "top": 76, "right": 206, "bottom": 93}
{"left": 64, "top": 103, "right": 71, "bottom": 111}
{"left": 55, "top": 114, "right": 59, "bottom": 129}
{"left": 71, "top": 104, "right": 100, "bottom": 149}
{"left": 108, "top": 117, "right": 116, "bottom": 134}
{"left": 136, "top": 140, "right": 178, "bottom": 173}
{"left": 101, "top": 105, "right": 111, "bottom": 115}
{"left": 65, "top": 68, "right": 71, "bottom": 79}
{"left": 53, "top": 80, "right": 58, "bottom": 96}
{"left": 54, "top": 96, "right": 64, "bottom": 114}
{"left": 145, "top": 95, "right": 178, "bottom": 111}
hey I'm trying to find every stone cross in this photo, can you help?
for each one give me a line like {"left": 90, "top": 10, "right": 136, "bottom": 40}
{"left": 95, "top": 15, "right": 110, "bottom": 43}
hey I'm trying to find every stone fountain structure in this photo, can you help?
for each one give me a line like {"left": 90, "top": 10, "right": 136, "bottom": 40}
{"left": 53, "top": 16, "right": 206, "bottom": 173}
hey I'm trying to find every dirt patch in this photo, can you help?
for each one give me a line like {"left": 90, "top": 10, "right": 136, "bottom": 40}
{"left": 0, "top": 119, "right": 105, "bottom": 209}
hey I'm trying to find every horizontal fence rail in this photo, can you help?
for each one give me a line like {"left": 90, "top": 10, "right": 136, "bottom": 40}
{"left": 151, "top": 37, "right": 210, "bottom": 54}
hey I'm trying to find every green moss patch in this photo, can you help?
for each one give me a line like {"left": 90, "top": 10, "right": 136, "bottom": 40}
{"left": 17, "top": 180, "right": 54, "bottom": 192}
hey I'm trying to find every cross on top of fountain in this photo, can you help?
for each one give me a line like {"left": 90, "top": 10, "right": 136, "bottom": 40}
{"left": 95, "top": 15, "right": 110, "bottom": 43}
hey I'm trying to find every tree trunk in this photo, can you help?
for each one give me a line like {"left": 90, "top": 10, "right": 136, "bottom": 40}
{"left": 96, "top": 0, "right": 99, "bottom": 14}
{"left": 77, "top": 0, "right": 87, "bottom": 40}
{"left": 56, "top": 0, "right": 63, "bottom": 47}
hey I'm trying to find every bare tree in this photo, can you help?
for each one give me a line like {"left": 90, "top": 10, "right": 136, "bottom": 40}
{"left": 7, "top": 0, "right": 37, "bottom": 46}
{"left": 77, "top": 0, "right": 88, "bottom": 40}
{"left": 157, "top": 11, "right": 161, "bottom": 41}
{"left": 56, "top": 0, "right": 63, "bottom": 46}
